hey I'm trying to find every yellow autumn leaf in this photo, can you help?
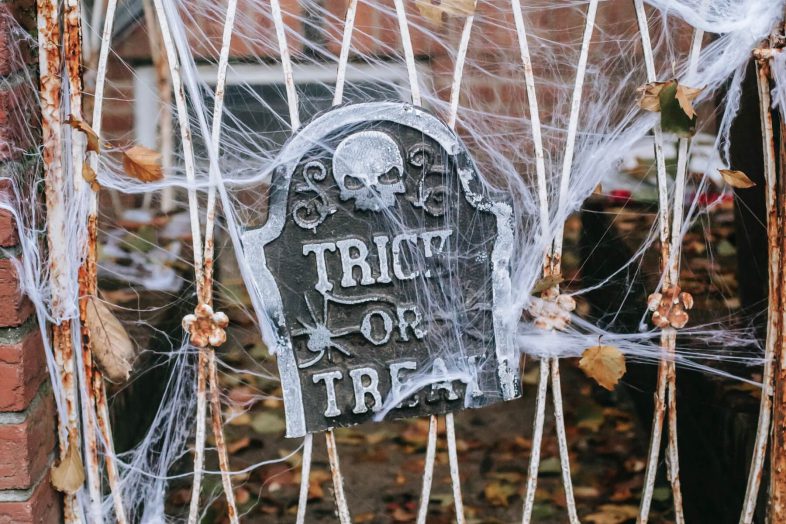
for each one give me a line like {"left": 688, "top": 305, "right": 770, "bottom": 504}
{"left": 122, "top": 145, "right": 163, "bottom": 183}
{"left": 85, "top": 295, "right": 136, "bottom": 382}
{"left": 579, "top": 345, "right": 626, "bottom": 391}
{"left": 719, "top": 169, "right": 756, "bottom": 189}
{"left": 50, "top": 433, "right": 85, "bottom": 495}
{"left": 66, "top": 116, "right": 100, "bottom": 153}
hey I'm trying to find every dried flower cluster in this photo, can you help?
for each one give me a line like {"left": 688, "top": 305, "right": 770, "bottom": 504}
{"left": 528, "top": 287, "right": 577, "bottom": 331}
{"left": 647, "top": 285, "right": 694, "bottom": 329}
{"left": 182, "top": 304, "right": 230, "bottom": 348}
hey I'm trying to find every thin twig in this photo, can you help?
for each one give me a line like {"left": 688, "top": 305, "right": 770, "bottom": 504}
{"left": 95, "top": 377, "right": 127, "bottom": 523}
{"left": 270, "top": 0, "right": 300, "bottom": 130}
{"left": 64, "top": 0, "right": 103, "bottom": 520}
{"left": 547, "top": 3, "right": 600, "bottom": 522}
{"left": 140, "top": 0, "right": 174, "bottom": 213}
{"left": 639, "top": 354, "right": 668, "bottom": 524}
{"left": 82, "top": 0, "right": 129, "bottom": 520}
{"left": 196, "top": 1, "right": 242, "bottom": 520}
{"left": 208, "top": 350, "right": 239, "bottom": 524}
{"left": 510, "top": 4, "right": 553, "bottom": 522}
{"left": 150, "top": 0, "right": 204, "bottom": 278}
{"left": 522, "top": 359, "right": 549, "bottom": 524}
{"left": 550, "top": 358, "right": 579, "bottom": 524}
{"left": 417, "top": 415, "right": 438, "bottom": 524}
{"left": 445, "top": 413, "right": 465, "bottom": 524}
{"left": 552, "top": 0, "right": 600, "bottom": 258}
{"left": 632, "top": 1, "right": 680, "bottom": 519}
{"left": 148, "top": 5, "right": 210, "bottom": 521}
{"left": 393, "top": 0, "right": 421, "bottom": 106}
{"left": 448, "top": 14, "right": 475, "bottom": 130}
{"left": 333, "top": 0, "right": 358, "bottom": 106}
{"left": 740, "top": 53, "right": 779, "bottom": 524}
{"left": 188, "top": 347, "right": 209, "bottom": 524}
{"left": 326, "top": 429, "right": 352, "bottom": 524}
{"left": 511, "top": 0, "right": 549, "bottom": 243}
{"left": 665, "top": 329, "right": 684, "bottom": 524}
{"left": 296, "top": 434, "right": 313, "bottom": 524}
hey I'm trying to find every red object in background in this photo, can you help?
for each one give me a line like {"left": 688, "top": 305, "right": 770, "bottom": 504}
{"left": 608, "top": 189, "right": 632, "bottom": 204}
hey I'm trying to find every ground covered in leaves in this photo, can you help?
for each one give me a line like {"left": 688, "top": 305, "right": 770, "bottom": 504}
{"left": 160, "top": 319, "right": 677, "bottom": 524}
{"left": 102, "top": 193, "right": 754, "bottom": 523}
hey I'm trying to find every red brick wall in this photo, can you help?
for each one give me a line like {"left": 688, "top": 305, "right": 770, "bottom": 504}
{"left": 103, "top": 1, "right": 675, "bottom": 146}
{"left": 0, "top": 1, "right": 59, "bottom": 522}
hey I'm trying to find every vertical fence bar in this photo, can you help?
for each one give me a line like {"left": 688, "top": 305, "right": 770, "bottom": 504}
{"left": 36, "top": 0, "right": 81, "bottom": 521}
{"left": 740, "top": 46, "right": 780, "bottom": 524}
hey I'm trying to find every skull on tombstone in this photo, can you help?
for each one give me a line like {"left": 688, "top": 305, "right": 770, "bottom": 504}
{"left": 332, "top": 131, "right": 406, "bottom": 211}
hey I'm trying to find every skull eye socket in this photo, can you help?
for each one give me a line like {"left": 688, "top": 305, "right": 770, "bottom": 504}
{"left": 378, "top": 167, "right": 401, "bottom": 185}
{"left": 342, "top": 175, "right": 365, "bottom": 190}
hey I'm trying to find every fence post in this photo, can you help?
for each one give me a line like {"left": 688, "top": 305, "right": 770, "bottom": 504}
{"left": 770, "top": 15, "right": 786, "bottom": 519}
{"left": 0, "top": 1, "right": 59, "bottom": 522}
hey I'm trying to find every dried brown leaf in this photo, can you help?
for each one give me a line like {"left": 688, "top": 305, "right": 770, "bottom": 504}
{"left": 82, "top": 164, "right": 100, "bottom": 192}
{"left": 416, "top": 0, "right": 476, "bottom": 26}
{"left": 66, "top": 116, "right": 100, "bottom": 153}
{"left": 122, "top": 145, "right": 163, "bottom": 183}
{"left": 85, "top": 295, "right": 136, "bottom": 382}
{"left": 226, "top": 436, "right": 251, "bottom": 454}
{"left": 585, "top": 504, "right": 639, "bottom": 524}
{"left": 578, "top": 345, "right": 626, "bottom": 391}
{"left": 719, "top": 169, "right": 756, "bottom": 189}
{"left": 675, "top": 83, "right": 704, "bottom": 120}
{"left": 50, "top": 433, "right": 85, "bottom": 495}
{"left": 531, "top": 274, "right": 563, "bottom": 294}
{"left": 416, "top": 0, "right": 445, "bottom": 25}
{"left": 483, "top": 481, "right": 517, "bottom": 507}
{"left": 636, "top": 81, "right": 671, "bottom": 112}
{"left": 440, "top": 0, "right": 476, "bottom": 16}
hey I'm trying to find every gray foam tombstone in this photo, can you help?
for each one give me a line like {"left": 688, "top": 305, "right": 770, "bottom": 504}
{"left": 242, "top": 102, "right": 520, "bottom": 437}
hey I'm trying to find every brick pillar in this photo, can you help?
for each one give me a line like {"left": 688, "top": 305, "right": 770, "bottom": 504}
{"left": 0, "top": 1, "right": 60, "bottom": 522}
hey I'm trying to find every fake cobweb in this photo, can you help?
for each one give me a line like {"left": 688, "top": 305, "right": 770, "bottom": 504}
{"left": 2, "top": 0, "right": 785, "bottom": 521}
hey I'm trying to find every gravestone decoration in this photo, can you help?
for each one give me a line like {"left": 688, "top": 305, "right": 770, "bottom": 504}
{"left": 242, "top": 102, "right": 519, "bottom": 437}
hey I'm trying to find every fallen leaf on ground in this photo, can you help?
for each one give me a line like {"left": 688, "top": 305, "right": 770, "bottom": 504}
{"left": 234, "top": 487, "right": 250, "bottom": 505}
{"left": 484, "top": 481, "right": 517, "bottom": 506}
{"left": 226, "top": 436, "right": 251, "bottom": 454}
{"left": 308, "top": 469, "right": 332, "bottom": 500}
{"left": 579, "top": 345, "right": 626, "bottom": 391}
{"left": 585, "top": 504, "right": 639, "bottom": 524}
{"left": 719, "top": 169, "right": 756, "bottom": 189}
{"left": 251, "top": 411, "right": 286, "bottom": 435}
